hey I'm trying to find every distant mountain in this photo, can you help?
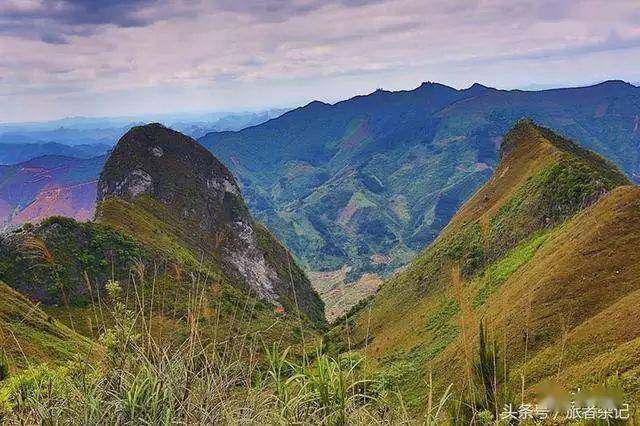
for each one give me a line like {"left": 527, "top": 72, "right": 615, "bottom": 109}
{"left": 336, "top": 120, "right": 640, "bottom": 412}
{"left": 0, "top": 155, "right": 105, "bottom": 229}
{"left": 199, "top": 80, "right": 640, "bottom": 311}
{"left": 0, "top": 142, "right": 110, "bottom": 165}
{"left": 0, "top": 109, "right": 288, "bottom": 146}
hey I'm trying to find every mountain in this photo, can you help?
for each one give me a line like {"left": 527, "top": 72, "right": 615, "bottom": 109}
{"left": 0, "top": 142, "right": 110, "bottom": 165}
{"left": 331, "top": 120, "right": 640, "bottom": 412}
{"left": 199, "top": 80, "right": 640, "bottom": 316}
{"left": 96, "top": 123, "right": 324, "bottom": 322}
{"left": 0, "top": 124, "right": 324, "bottom": 375}
{"left": 0, "top": 155, "right": 104, "bottom": 230}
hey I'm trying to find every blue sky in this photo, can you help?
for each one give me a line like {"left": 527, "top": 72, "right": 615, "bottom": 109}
{"left": 1, "top": 0, "right": 639, "bottom": 122}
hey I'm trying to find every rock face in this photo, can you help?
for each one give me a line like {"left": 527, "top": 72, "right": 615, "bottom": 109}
{"left": 98, "top": 123, "right": 324, "bottom": 323}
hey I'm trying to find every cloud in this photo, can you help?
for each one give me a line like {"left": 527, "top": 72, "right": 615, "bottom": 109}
{"left": 0, "top": 0, "right": 639, "bottom": 122}
{"left": 213, "top": 0, "right": 390, "bottom": 22}
{"left": 0, "top": 0, "right": 171, "bottom": 43}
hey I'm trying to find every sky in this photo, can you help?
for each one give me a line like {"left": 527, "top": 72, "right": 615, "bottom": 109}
{"left": 1, "top": 0, "right": 639, "bottom": 123}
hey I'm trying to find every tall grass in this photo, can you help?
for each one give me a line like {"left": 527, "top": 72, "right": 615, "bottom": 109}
{"left": 0, "top": 272, "right": 411, "bottom": 425}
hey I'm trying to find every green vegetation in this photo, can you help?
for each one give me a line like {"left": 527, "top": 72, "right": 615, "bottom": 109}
{"left": 488, "top": 151, "right": 625, "bottom": 261}
{"left": 96, "top": 196, "right": 214, "bottom": 271}
{"left": 0, "top": 216, "right": 147, "bottom": 306}
{"left": 0, "top": 355, "right": 8, "bottom": 382}
{"left": 443, "top": 221, "right": 484, "bottom": 276}
{"left": 0, "top": 282, "right": 96, "bottom": 370}
{"left": 369, "top": 299, "right": 460, "bottom": 412}
{"left": 0, "top": 279, "right": 405, "bottom": 425}
{"left": 425, "top": 298, "right": 459, "bottom": 345}
{"left": 254, "top": 222, "right": 326, "bottom": 326}
{"left": 449, "top": 322, "right": 513, "bottom": 424}
{"left": 473, "top": 231, "right": 549, "bottom": 307}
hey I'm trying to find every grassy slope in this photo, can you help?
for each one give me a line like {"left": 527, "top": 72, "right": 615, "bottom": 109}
{"left": 96, "top": 196, "right": 325, "bottom": 326}
{"left": 1, "top": 199, "right": 321, "bottom": 373}
{"left": 338, "top": 120, "right": 638, "bottom": 411}
{"left": 0, "top": 282, "right": 97, "bottom": 372}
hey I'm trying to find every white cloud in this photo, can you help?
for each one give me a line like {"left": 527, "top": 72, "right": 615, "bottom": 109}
{"left": 1, "top": 0, "right": 639, "bottom": 122}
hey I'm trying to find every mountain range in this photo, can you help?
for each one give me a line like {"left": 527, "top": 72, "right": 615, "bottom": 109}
{"left": 2, "top": 80, "right": 639, "bottom": 318}
{"left": 200, "top": 80, "right": 640, "bottom": 316}
{"left": 1, "top": 117, "right": 639, "bottom": 421}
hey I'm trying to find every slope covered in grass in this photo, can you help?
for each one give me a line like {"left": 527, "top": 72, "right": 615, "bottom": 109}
{"left": 0, "top": 282, "right": 97, "bottom": 371}
{"left": 337, "top": 120, "right": 638, "bottom": 413}
{"left": 0, "top": 124, "right": 327, "bottom": 382}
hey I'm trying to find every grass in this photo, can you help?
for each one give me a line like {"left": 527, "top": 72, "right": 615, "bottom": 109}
{"left": 0, "top": 282, "right": 98, "bottom": 371}
{"left": 0, "top": 278, "right": 409, "bottom": 425}
{"left": 473, "top": 231, "right": 550, "bottom": 307}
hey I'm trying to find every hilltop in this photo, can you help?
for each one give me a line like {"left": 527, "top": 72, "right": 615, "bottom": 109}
{"left": 333, "top": 120, "right": 640, "bottom": 413}
{"left": 97, "top": 123, "right": 324, "bottom": 322}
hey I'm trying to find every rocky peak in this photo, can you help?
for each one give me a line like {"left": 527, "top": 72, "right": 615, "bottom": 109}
{"left": 98, "top": 123, "right": 246, "bottom": 231}
{"left": 98, "top": 123, "right": 325, "bottom": 323}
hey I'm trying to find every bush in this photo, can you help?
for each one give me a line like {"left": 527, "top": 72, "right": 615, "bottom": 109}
{"left": 0, "top": 355, "right": 8, "bottom": 382}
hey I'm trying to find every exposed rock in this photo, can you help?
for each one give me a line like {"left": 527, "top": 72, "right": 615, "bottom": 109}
{"left": 98, "top": 123, "right": 325, "bottom": 323}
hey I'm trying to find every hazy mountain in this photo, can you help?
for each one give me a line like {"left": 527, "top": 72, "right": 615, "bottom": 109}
{"left": 0, "top": 142, "right": 110, "bottom": 165}
{"left": 0, "top": 109, "right": 289, "bottom": 147}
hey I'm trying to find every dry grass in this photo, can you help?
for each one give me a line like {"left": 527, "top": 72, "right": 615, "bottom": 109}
{"left": 341, "top": 121, "right": 640, "bottom": 418}
{"left": 0, "top": 273, "right": 411, "bottom": 425}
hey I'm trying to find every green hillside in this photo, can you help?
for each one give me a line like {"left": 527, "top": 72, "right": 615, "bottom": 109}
{"left": 335, "top": 120, "right": 640, "bottom": 417}
{"left": 0, "top": 282, "right": 97, "bottom": 371}
{"left": 201, "top": 81, "right": 640, "bottom": 316}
